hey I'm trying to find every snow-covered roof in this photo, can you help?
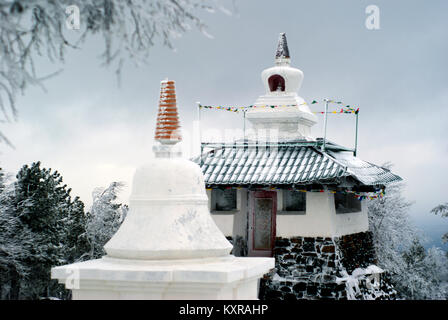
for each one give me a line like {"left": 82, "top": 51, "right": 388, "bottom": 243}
{"left": 192, "top": 139, "right": 401, "bottom": 189}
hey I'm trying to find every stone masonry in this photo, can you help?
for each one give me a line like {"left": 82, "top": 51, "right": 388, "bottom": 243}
{"left": 258, "top": 231, "right": 395, "bottom": 300}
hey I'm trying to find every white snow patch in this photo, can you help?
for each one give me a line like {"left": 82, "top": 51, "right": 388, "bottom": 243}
{"left": 336, "top": 264, "right": 385, "bottom": 300}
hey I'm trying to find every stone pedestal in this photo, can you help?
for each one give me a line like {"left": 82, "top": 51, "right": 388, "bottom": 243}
{"left": 52, "top": 256, "right": 274, "bottom": 300}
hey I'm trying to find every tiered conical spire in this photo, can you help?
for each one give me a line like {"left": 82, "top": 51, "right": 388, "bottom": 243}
{"left": 154, "top": 79, "right": 181, "bottom": 144}
{"left": 275, "top": 32, "right": 290, "bottom": 59}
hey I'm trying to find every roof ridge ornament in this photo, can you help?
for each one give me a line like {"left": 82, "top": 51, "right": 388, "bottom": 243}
{"left": 275, "top": 32, "right": 291, "bottom": 65}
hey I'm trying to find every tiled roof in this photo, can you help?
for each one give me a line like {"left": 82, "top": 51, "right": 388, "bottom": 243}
{"left": 327, "top": 151, "right": 400, "bottom": 186}
{"left": 192, "top": 140, "right": 401, "bottom": 188}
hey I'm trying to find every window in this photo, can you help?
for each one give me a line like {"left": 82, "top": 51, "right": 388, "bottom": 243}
{"left": 211, "top": 189, "right": 237, "bottom": 212}
{"left": 334, "top": 193, "right": 361, "bottom": 214}
{"left": 268, "top": 74, "right": 285, "bottom": 92}
{"left": 282, "top": 190, "right": 306, "bottom": 213}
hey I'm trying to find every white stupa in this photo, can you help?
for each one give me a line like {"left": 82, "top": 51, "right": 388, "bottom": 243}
{"left": 51, "top": 80, "right": 274, "bottom": 300}
{"left": 247, "top": 33, "right": 317, "bottom": 140}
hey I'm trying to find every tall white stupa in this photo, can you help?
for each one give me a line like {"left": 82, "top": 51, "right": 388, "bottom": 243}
{"left": 246, "top": 33, "right": 317, "bottom": 140}
{"left": 52, "top": 80, "right": 274, "bottom": 300}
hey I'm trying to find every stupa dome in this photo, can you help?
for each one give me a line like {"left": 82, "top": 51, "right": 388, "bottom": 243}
{"left": 104, "top": 80, "right": 232, "bottom": 260}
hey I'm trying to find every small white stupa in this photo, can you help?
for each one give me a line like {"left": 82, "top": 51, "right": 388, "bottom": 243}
{"left": 247, "top": 33, "right": 317, "bottom": 140}
{"left": 51, "top": 79, "right": 274, "bottom": 300}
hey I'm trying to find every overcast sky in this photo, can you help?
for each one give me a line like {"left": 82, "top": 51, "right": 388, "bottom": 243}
{"left": 0, "top": 0, "right": 447, "bottom": 246}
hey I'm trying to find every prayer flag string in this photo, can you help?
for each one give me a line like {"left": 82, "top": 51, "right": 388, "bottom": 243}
{"left": 198, "top": 101, "right": 359, "bottom": 114}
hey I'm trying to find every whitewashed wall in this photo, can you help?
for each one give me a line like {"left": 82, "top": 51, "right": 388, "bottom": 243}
{"left": 207, "top": 189, "right": 240, "bottom": 237}
{"left": 333, "top": 200, "right": 369, "bottom": 236}
{"left": 276, "top": 190, "right": 368, "bottom": 237}
{"left": 208, "top": 189, "right": 369, "bottom": 239}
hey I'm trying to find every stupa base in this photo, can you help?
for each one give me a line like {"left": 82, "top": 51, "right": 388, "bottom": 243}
{"left": 51, "top": 255, "right": 274, "bottom": 300}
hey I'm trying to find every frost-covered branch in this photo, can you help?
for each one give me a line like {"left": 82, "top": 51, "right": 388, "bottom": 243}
{"left": 431, "top": 202, "right": 448, "bottom": 243}
{"left": 85, "top": 181, "right": 127, "bottom": 259}
{"left": 0, "top": 0, "right": 233, "bottom": 145}
{"left": 367, "top": 165, "right": 448, "bottom": 299}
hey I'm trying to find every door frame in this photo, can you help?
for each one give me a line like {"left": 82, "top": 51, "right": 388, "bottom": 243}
{"left": 248, "top": 190, "right": 277, "bottom": 257}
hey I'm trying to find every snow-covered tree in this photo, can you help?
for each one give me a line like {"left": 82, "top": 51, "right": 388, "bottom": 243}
{"left": 0, "top": 171, "right": 34, "bottom": 299}
{"left": 399, "top": 239, "right": 448, "bottom": 299}
{"left": 61, "top": 194, "right": 90, "bottom": 264}
{"left": 422, "top": 246, "right": 448, "bottom": 298}
{"left": 431, "top": 202, "right": 448, "bottom": 243}
{"left": 1, "top": 166, "right": 129, "bottom": 299}
{"left": 0, "top": 162, "right": 89, "bottom": 299}
{"left": 0, "top": 0, "right": 232, "bottom": 145}
{"left": 85, "top": 181, "right": 127, "bottom": 260}
{"left": 367, "top": 180, "right": 415, "bottom": 279}
{"left": 367, "top": 166, "right": 448, "bottom": 300}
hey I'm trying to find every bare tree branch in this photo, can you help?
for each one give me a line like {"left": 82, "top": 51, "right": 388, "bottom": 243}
{"left": 0, "top": 0, "right": 233, "bottom": 146}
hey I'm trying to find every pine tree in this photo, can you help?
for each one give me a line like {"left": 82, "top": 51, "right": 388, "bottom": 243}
{"left": 5, "top": 162, "right": 89, "bottom": 299}
{"left": 0, "top": 168, "right": 34, "bottom": 299}
{"left": 63, "top": 196, "right": 90, "bottom": 264}
{"left": 0, "top": 164, "right": 130, "bottom": 299}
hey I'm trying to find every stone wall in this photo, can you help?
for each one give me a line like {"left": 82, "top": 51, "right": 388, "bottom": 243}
{"left": 258, "top": 231, "right": 394, "bottom": 300}
{"left": 259, "top": 236, "right": 347, "bottom": 300}
{"left": 335, "top": 232, "right": 376, "bottom": 274}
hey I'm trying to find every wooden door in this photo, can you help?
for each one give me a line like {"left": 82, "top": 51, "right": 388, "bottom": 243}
{"left": 248, "top": 190, "right": 277, "bottom": 257}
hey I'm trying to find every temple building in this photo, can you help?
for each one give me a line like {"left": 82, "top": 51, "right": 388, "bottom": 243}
{"left": 193, "top": 33, "right": 401, "bottom": 299}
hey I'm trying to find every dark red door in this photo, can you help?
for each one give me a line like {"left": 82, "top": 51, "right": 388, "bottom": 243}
{"left": 248, "top": 191, "right": 277, "bottom": 257}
